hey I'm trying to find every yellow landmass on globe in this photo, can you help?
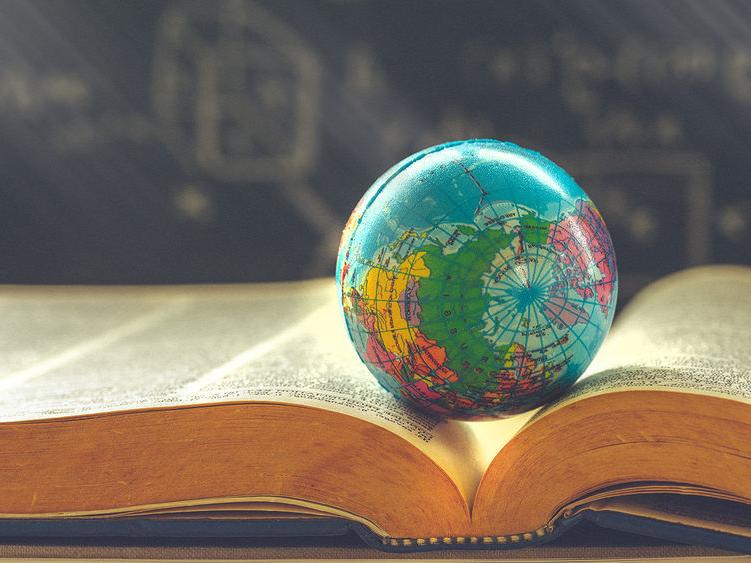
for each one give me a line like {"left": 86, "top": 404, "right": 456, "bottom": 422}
{"left": 361, "top": 251, "right": 429, "bottom": 357}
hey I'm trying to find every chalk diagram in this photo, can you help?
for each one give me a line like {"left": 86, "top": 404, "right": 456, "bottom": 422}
{"left": 152, "top": 0, "right": 340, "bottom": 275}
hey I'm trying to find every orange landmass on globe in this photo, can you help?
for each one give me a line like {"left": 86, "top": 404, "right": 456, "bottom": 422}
{"left": 344, "top": 251, "right": 460, "bottom": 408}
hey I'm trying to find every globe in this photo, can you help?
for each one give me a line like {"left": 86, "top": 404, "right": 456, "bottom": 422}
{"left": 336, "top": 140, "right": 618, "bottom": 419}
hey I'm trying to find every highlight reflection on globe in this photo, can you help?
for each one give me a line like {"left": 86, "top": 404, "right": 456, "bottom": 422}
{"left": 336, "top": 140, "right": 618, "bottom": 419}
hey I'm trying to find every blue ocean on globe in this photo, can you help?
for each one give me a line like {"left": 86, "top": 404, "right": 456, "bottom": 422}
{"left": 337, "top": 139, "right": 618, "bottom": 419}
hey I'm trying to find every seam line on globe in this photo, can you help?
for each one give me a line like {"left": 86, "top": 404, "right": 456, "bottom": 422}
{"left": 364, "top": 139, "right": 502, "bottom": 216}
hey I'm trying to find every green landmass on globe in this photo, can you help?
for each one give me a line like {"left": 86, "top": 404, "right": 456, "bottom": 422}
{"left": 336, "top": 140, "right": 617, "bottom": 419}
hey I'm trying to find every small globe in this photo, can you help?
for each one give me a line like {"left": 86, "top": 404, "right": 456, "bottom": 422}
{"left": 336, "top": 140, "right": 617, "bottom": 419}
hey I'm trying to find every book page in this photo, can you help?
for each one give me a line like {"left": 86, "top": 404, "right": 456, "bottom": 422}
{"left": 0, "top": 279, "right": 483, "bottom": 502}
{"left": 537, "top": 265, "right": 751, "bottom": 417}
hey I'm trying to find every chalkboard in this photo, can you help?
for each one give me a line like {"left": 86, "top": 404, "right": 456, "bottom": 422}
{"left": 0, "top": 0, "right": 749, "bottom": 301}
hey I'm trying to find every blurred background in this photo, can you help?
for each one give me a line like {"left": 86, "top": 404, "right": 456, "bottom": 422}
{"left": 0, "top": 0, "right": 749, "bottom": 303}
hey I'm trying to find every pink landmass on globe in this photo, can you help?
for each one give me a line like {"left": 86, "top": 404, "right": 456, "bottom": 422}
{"left": 543, "top": 296, "right": 590, "bottom": 327}
{"left": 548, "top": 200, "right": 615, "bottom": 314}
{"left": 398, "top": 278, "right": 422, "bottom": 326}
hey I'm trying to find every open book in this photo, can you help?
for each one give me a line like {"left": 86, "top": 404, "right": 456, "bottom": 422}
{"left": 1, "top": 265, "right": 750, "bottom": 552}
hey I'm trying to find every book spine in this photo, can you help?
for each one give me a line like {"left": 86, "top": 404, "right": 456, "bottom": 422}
{"left": 378, "top": 526, "right": 552, "bottom": 549}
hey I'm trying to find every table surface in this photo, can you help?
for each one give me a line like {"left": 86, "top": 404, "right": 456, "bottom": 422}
{"left": 0, "top": 522, "right": 745, "bottom": 561}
